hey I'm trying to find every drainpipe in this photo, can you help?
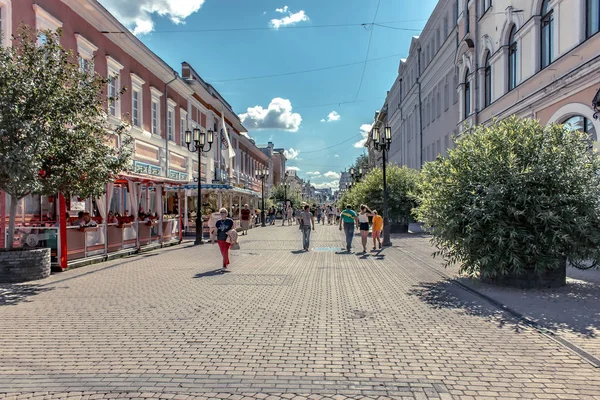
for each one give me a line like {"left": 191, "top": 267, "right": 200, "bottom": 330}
{"left": 164, "top": 70, "right": 179, "bottom": 179}
{"left": 417, "top": 46, "right": 423, "bottom": 168}
{"left": 474, "top": 0, "right": 479, "bottom": 126}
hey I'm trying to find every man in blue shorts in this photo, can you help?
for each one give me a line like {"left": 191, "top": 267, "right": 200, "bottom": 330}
{"left": 338, "top": 204, "right": 358, "bottom": 252}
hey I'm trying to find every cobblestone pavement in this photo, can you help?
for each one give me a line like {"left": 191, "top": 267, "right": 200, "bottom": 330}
{"left": 1, "top": 224, "right": 600, "bottom": 400}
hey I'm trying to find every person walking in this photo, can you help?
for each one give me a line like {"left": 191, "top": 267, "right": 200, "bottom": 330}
{"left": 328, "top": 206, "right": 334, "bottom": 225}
{"left": 358, "top": 205, "right": 371, "bottom": 253}
{"left": 240, "top": 204, "right": 251, "bottom": 235}
{"left": 212, "top": 208, "right": 234, "bottom": 272}
{"left": 316, "top": 206, "right": 322, "bottom": 224}
{"left": 371, "top": 210, "right": 383, "bottom": 250}
{"left": 286, "top": 205, "right": 293, "bottom": 226}
{"left": 299, "top": 204, "right": 315, "bottom": 251}
{"left": 339, "top": 204, "right": 358, "bottom": 252}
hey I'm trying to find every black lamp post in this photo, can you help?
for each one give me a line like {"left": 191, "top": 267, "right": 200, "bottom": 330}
{"left": 185, "top": 127, "right": 214, "bottom": 245}
{"left": 371, "top": 126, "right": 393, "bottom": 247}
{"left": 256, "top": 168, "right": 269, "bottom": 227}
{"left": 282, "top": 172, "right": 289, "bottom": 226}
{"left": 593, "top": 88, "right": 600, "bottom": 120}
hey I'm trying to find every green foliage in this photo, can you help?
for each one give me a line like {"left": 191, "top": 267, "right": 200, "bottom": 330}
{"left": 269, "top": 184, "right": 302, "bottom": 207}
{"left": 338, "top": 164, "right": 419, "bottom": 225}
{"left": 415, "top": 117, "right": 600, "bottom": 277}
{"left": 0, "top": 26, "right": 132, "bottom": 248}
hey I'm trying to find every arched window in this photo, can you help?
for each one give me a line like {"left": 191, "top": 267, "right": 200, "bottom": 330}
{"left": 541, "top": 0, "right": 554, "bottom": 69}
{"left": 508, "top": 25, "right": 518, "bottom": 91}
{"left": 464, "top": 69, "right": 471, "bottom": 119}
{"left": 562, "top": 115, "right": 597, "bottom": 150}
{"left": 588, "top": 0, "right": 600, "bottom": 38}
{"left": 484, "top": 52, "right": 492, "bottom": 107}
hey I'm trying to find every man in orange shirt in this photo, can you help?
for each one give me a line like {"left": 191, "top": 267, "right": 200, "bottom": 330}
{"left": 371, "top": 210, "right": 384, "bottom": 250}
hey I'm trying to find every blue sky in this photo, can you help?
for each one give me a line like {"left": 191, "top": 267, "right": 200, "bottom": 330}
{"left": 99, "top": 0, "right": 437, "bottom": 189}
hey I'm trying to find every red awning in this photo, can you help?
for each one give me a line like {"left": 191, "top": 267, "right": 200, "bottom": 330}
{"left": 114, "top": 172, "right": 187, "bottom": 186}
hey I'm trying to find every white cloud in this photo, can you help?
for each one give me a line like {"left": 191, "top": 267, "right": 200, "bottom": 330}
{"left": 99, "top": 0, "right": 205, "bottom": 35}
{"left": 324, "top": 171, "right": 341, "bottom": 179}
{"left": 354, "top": 123, "right": 373, "bottom": 148}
{"left": 326, "top": 111, "right": 340, "bottom": 122}
{"left": 287, "top": 166, "right": 301, "bottom": 171}
{"left": 284, "top": 148, "right": 300, "bottom": 160}
{"left": 239, "top": 98, "right": 302, "bottom": 132}
{"left": 313, "top": 181, "right": 339, "bottom": 190}
{"left": 269, "top": 8, "right": 309, "bottom": 29}
{"left": 334, "top": 154, "right": 340, "bottom": 158}
{"left": 307, "top": 171, "right": 321, "bottom": 176}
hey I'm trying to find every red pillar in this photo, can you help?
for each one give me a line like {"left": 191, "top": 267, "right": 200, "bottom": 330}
{"left": 0, "top": 191, "right": 5, "bottom": 249}
{"left": 58, "top": 193, "right": 68, "bottom": 270}
{"left": 178, "top": 189, "right": 183, "bottom": 242}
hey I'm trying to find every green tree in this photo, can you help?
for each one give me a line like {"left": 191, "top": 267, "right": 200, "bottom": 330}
{"left": 269, "top": 184, "right": 302, "bottom": 207}
{"left": 338, "top": 165, "right": 419, "bottom": 227}
{"left": 0, "top": 27, "right": 132, "bottom": 248}
{"left": 415, "top": 117, "right": 600, "bottom": 279}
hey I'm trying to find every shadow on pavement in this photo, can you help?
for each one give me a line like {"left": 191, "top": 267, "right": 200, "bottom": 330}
{"left": 193, "top": 269, "right": 224, "bottom": 279}
{"left": 409, "top": 276, "right": 600, "bottom": 339}
{"left": 291, "top": 250, "right": 306, "bottom": 254}
{"left": 0, "top": 285, "right": 55, "bottom": 307}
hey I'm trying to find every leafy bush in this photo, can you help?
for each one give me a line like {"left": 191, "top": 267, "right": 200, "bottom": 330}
{"left": 415, "top": 117, "right": 600, "bottom": 277}
{"left": 339, "top": 165, "right": 419, "bottom": 225}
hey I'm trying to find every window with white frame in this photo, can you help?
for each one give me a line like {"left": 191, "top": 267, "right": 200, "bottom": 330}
{"left": 444, "top": 82, "right": 449, "bottom": 111}
{"left": 180, "top": 109, "right": 187, "bottom": 146}
{"left": 588, "top": 0, "right": 600, "bottom": 38}
{"left": 130, "top": 73, "right": 145, "bottom": 129}
{"left": 464, "top": 69, "right": 471, "bottom": 119}
{"left": 167, "top": 100, "right": 176, "bottom": 142}
{"left": 508, "top": 25, "right": 518, "bottom": 91}
{"left": 106, "top": 56, "right": 123, "bottom": 119}
{"left": 0, "top": 0, "right": 12, "bottom": 47}
{"left": 33, "top": 4, "right": 62, "bottom": 46}
{"left": 75, "top": 35, "right": 97, "bottom": 75}
{"left": 151, "top": 101, "right": 158, "bottom": 134}
{"left": 150, "top": 87, "right": 162, "bottom": 135}
{"left": 540, "top": 0, "right": 554, "bottom": 69}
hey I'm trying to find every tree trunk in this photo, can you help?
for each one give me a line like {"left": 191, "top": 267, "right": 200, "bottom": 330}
{"left": 7, "top": 193, "right": 18, "bottom": 249}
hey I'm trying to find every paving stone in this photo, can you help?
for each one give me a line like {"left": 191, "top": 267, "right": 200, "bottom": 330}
{"left": 0, "top": 227, "right": 599, "bottom": 400}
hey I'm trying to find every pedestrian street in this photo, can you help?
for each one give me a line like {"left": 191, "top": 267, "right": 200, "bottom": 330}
{"left": 1, "top": 224, "right": 599, "bottom": 400}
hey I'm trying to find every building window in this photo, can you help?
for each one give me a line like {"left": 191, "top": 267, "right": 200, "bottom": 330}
{"left": 588, "top": 0, "right": 600, "bottom": 37}
{"left": 562, "top": 115, "right": 597, "bottom": 150}
{"left": 465, "top": 5, "right": 470, "bottom": 34}
{"left": 130, "top": 73, "right": 145, "bottom": 129}
{"left": 108, "top": 77, "right": 117, "bottom": 116}
{"left": 180, "top": 116, "right": 186, "bottom": 145}
{"left": 482, "top": 0, "right": 492, "bottom": 13}
{"left": 437, "top": 91, "right": 441, "bottom": 117}
{"left": 484, "top": 52, "right": 492, "bottom": 107}
{"left": 453, "top": 73, "right": 458, "bottom": 103}
{"left": 443, "top": 16, "right": 448, "bottom": 38}
{"left": 444, "top": 82, "right": 449, "bottom": 111}
{"left": 75, "top": 34, "right": 97, "bottom": 74}
{"left": 464, "top": 69, "right": 471, "bottom": 119}
{"left": 132, "top": 90, "right": 141, "bottom": 127}
{"left": 508, "top": 25, "right": 518, "bottom": 91}
{"left": 151, "top": 101, "right": 158, "bottom": 135}
{"left": 167, "top": 108, "right": 174, "bottom": 141}
{"left": 106, "top": 57, "right": 123, "bottom": 119}
{"left": 541, "top": 0, "right": 554, "bottom": 69}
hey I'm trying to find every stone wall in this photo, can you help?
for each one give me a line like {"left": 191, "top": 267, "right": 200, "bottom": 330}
{"left": 0, "top": 248, "right": 51, "bottom": 283}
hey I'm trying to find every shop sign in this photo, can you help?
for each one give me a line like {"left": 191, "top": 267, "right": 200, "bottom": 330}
{"left": 134, "top": 161, "right": 162, "bottom": 176}
{"left": 169, "top": 170, "right": 189, "bottom": 181}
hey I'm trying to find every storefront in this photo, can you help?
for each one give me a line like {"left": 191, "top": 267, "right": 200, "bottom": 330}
{"left": 170, "top": 183, "right": 261, "bottom": 238}
{"left": 0, "top": 173, "right": 185, "bottom": 270}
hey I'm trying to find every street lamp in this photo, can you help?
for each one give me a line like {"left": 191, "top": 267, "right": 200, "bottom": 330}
{"left": 185, "top": 127, "right": 214, "bottom": 245}
{"left": 593, "top": 88, "right": 600, "bottom": 120}
{"left": 256, "top": 168, "right": 269, "bottom": 227}
{"left": 371, "top": 126, "right": 393, "bottom": 247}
{"left": 282, "top": 171, "right": 289, "bottom": 226}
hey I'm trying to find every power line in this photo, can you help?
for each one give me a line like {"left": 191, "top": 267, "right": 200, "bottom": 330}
{"left": 354, "top": 0, "right": 382, "bottom": 101}
{"left": 296, "top": 134, "right": 363, "bottom": 155}
{"left": 211, "top": 52, "right": 404, "bottom": 83}
{"left": 148, "top": 19, "right": 426, "bottom": 34}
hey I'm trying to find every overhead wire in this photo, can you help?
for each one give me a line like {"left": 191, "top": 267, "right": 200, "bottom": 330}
{"left": 211, "top": 52, "right": 405, "bottom": 83}
{"left": 353, "top": 0, "right": 382, "bottom": 101}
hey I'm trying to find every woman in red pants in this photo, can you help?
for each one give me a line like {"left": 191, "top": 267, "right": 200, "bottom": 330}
{"left": 212, "top": 208, "right": 234, "bottom": 272}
